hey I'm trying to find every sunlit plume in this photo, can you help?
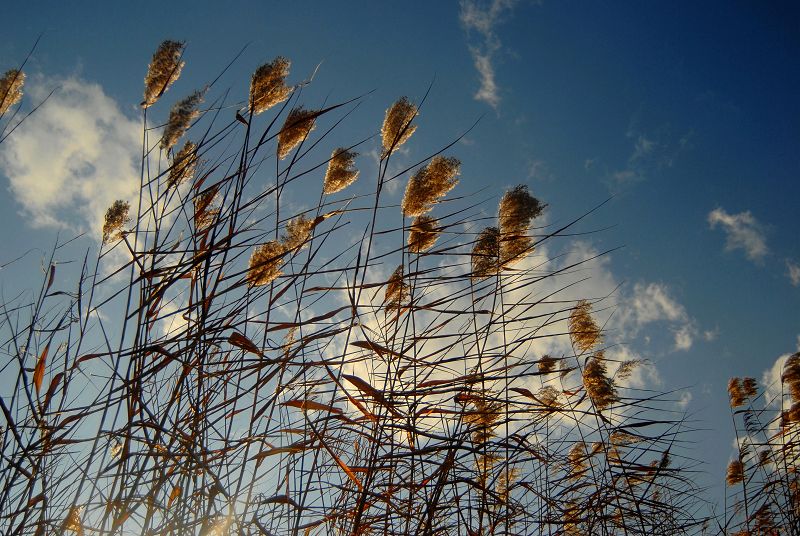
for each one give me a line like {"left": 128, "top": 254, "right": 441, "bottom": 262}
{"left": 249, "top": 56, "right": 291, "bottom": 114}
{"left": 569, "top": 300, "right": 602, "bottom": 354}
{"left": 381, "top": 96, "right": 417, "bottom": 157}
{"left": 726, "top": 459, "right": 744, "bottom": 486}
{"left": 102, "top": 200, "right": 130, "bottom": 244}
{"left": 247, "top": 240, "right": 287, "bottom": 286}
{"left": 194, "top": 186, "right": 219, "bottom": 231}
{"left": 407, "top": 215, "right": 440, "bottom": 253}
{"left": 384, "top": 265, "right": 409, "bottom": 313}
{"left": 277, "top": 106, "right": 317, "bottom": 159}
{"left": 498, "top": 184, "right": 544, "bottom": 268}
{"left": 471, "top": 226, "right": 500, "bottom": 280}
{"left": 0, "top": 69, "right": 25, "bottom": 115}
{"left": 583, "top": 356, "right": 617, "bottom": 410}
{"left": 401, "top": 156, "right": 460, "bottom": 217}
{"left": 282, "top": 214, "right": 314, "bottom": 251}
{"left": 142, "top": 40, "right": 185, "bottom": 108}
{"left": 783, "top": 352, "right": 800, "bottom": 403}
{"left": 323, "top": 148, "right": 359, "bottom": 194}
{"left": 161, "top": 90, "right": 204, "bottom": 151}
{"left": 168, "top": 140, "right": 198, "bottom": 187}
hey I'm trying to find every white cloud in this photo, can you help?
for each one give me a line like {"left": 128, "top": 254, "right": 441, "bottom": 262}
{"left": 0, "top": 76, "right": 142, "bottom": 232}
{"left": 707, "top": 207, "right": 768, "bottom": 263}
{"left": 616, "top": 282, "right": 696, "bottom": 351}
{"left": 676, "top": 390, "right": 692, "bottom": 410}
{"left": 459, "top": 0, "right": 520, "bottom": 109}
{"left": 786, "top": 259, "right": 800, "bottom": 287}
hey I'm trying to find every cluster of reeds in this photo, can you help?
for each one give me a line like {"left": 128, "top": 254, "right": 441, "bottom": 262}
{"left": 0, "top": 40, "right": 708, "bottom": 535}
{"left": 723, "top": 356, "right": 800, "bottom": 534}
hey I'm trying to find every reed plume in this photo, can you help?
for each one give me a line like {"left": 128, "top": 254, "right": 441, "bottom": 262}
{"left": 247, "top": 241, "right": 287, "bottom": 286}
{"left": 741, "top": 377, "right": 757, "bottom": 399}
{"left": 277, "top": 106, "right": 317, "bottom": 159}
{"left": 193, "top": 186, "right": 219, "bottom": 230}
{"left": 783, "top": 352, "right": 800, "bottom": 402}
{"left": 142, "top": 40, "right": 185, "bottom": 108}
{"left": 401, "top": 156, "right": 460, "bottom": 217}
{"left": 728, "top": 377, "right": 746, "bottom": 408}
{"left": 282, "top": 214, "right": 314, "bottom": 251}
{"left": 407, "top": 215, "right": 440, "bottom": 253}
{"left": 538, "top": 354, "right": 557, "bottom": 374}
{"left": 0, "top": 69, "right": 24, "bottom": 115}
{"left": 323, "top": 148, "right": 359, "bottom": 194}
{"left": 249, "top": 56, "right": 291, "bottom": 114}
{"left": 161, "top": 90, "right": 204, "bottom": 151}
{"left": 102, "top": 200, "right": 130, "bottom": 244}
{"left": 384, "top": 265, "right": 409, "bottom": 312}
{"left": 168, "top": 140, "right": 198, "bottom": 187}
{"left": 381, "top": 96, "right": 417, "bottom": 157}
{"left": 569, "top": 300, "right": 602, "bottom": 353}
{"left": 583, "top": 356, "right": 617, "bottom": 410}
{"left": 498, "top": 185, "right": 544, "bottom": 267}
{"left": 726, "top": 459, "right": 744, "bottom": 486}
{"left": 471, "top": 226, "right": 500, "bottom": 279}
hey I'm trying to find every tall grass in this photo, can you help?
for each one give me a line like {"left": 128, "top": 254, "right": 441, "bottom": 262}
{"left": 0, "top": 40, "right": 712, "bottom": 535}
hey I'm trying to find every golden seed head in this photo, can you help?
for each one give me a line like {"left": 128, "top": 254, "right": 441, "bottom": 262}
{"left": 168, "top": 140, "right": 198, "bottom": 187}
{"left": 247, "top": 240, "right": 287, "bottom": 286}
{"left": 407, "top": 215, "right": 440, "bottom": 253}
{"left": 471, "top": 226, "right": 500, "bottom": 280}
{"left": 277, "top": 106, "right": 317, "bottom": 159}
{"left": 568, "top": 442, "right": 587, "bottom": 479}
{"left": 726, "top": 459, "right": 744, "bottom": 486}
{"left": 381, "top": 96, "right": 417, "bottom": 157}
{"left": 194, "top": 186, "right": 219, "bottom": 231}
{"left": 783, "top": 352, "right": 800, "bottom": 402}
{"left": 249, "top": 57, "right": 291, "bottom": 115}
{"left": 538, "top": 354, "right": 557, "bottom": 374}
{"left": 741, "top": 377, "right": 757, "bottom": 399}
{"left": 143, "top": 40, "right": 185, "bottom": 108}
{"left": 498, "top": 185, "right": 544, "bottom": 267}
{"left": 323, "top": 148, "right": 359, "bottom": 194}
{"left": 583, "top": 357, "right": 617, "bottom": 410}
{"left": 161, "top": 90, "right": 204, "bottom": 151}
{"left": 282, "top": 214, "right": 314, "bottom": 251}
{"left": 102, "top": 200, "right": 130, "bottom": 244}
{"left": 401, "top": 156, "right": 460, "bottom": 217}
{"left": 615, "top": 359, "right": 641, "bottom": 381}
{"left": 569, "top": 300, "right": 602, "bottom": 354}
{"left": 62, "top": 505, "right": 84, "bottom": 534}
{"left": 0, "top": 69, "right": 25, "bottom": 115}
{"left": 728, "top": 377, "right": 746, "bottom": 408}
{"left": 384, "top": 265, "right": 409, "bottom": 312}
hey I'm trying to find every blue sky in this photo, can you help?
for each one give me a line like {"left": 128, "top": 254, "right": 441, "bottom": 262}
{"left": 1, "top": 0, "right": 798, "bottom": 508}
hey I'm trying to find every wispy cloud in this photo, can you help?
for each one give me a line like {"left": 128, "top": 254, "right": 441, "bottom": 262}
{"left": 608, "top": 127, "right": 691, "bottom": 187}
{"left": 0, "top": 76, "right": 142, "bottom": 232}
{"left": 459, "top": 0, "right": 520, "bottom": 109}
{"left": 617, "top": 282, "right": 697, "bottom": 352}
{"left": 786, "top": 259, "right": 800, "bottom": 287}
{"left": 707, "top": 207, "right": 768, "bottom": 263}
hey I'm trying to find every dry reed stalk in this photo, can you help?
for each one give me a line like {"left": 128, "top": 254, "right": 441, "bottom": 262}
{"left": 142, "top": 40, "right": 184, "bottom": 108}
{"left": 249, "top": 57, "right": 291, "bottom": 114}
{"left": 381, "top": 96, "right": 417, "bottom": 157}
{"left": 0, "top": 69, "right": 24, "bottom": 115}
{"left": 323, "top": 148, "right": 359, "bottom": 194}
{"left": 277, "top": 106, "right": 317, "bottom": 159}
{"left": 400, "top": 156, "right": 460, "bottom": 217}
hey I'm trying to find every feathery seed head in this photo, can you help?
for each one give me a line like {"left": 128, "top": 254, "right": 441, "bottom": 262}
{"left": 142, "top": 40, "right": 185, "bottom": 108}
{"left": 728, "top": 377, "right": 746, "bottom": 408}
{"left": 401, "top": 156, "right": 460, "bottom": 217}
{"left": 102, "top": 200, "right": 130, "bottom": 244}
{"left": 381, "top": 96, "right": 417, "bottom": 157}
{"left": 407, "top": 215, "right": 440, "bottom": 253}
{"left": 0, "top": 69, "right": 25, "bottom": 115}
{"left": 726, "top": 459, "right": 744, "bottom": 486}
{"left": 569, "top": 300, "right": 602, "bottom": 353}
{"left": 741, "top": 377, "right": 758, "bottom": 399}
{"left": 615, "top": 360, "right": 641, "bottom": 381}
{"left": 583, "top": 357, "right": 617, "bottom": 410}
{"left": 282, "top": 214, "right": 314, "bottom": 251}
{"left": 249, "top": 57, "right": 291, "bottom": 114}
{"left": 247, "top": 241, "right": 287, "bottom": 286}
{"left": 471, "top": 226, "right": 500, "bottom": 280}
{"left": 278, "top": 106, "right": 317, "bottom": 159}
{"left": 161, "top": 90, "right": 204, "bottom": 151}
{"left": 194, "top": 186, "right": 219, "bottom": 231}
{"left": 323, "top": 148, "right": 359, "bottom": 194}
{"left": 384, "top": 265, "right": 409, "bottom": 313}
{"left": 567, "top": 442, "right": 587, "bottom": 480}
{"left": 168, "top": 140, "right": 198, "bottom": 187}
{"left": 538, "top": 354, "right": 557, "bottom": 374}
{"left": 498, "top": 185, "right": 544, "bottom": 266}
{"left": 783, "top": 352, "right": 800, "bottom": 402}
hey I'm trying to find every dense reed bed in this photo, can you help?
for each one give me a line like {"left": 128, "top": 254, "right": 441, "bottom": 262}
{"left": 0, "top": 40, "right": 747, "bottom": 535}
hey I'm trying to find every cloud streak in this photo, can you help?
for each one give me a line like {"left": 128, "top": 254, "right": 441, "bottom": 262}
{"left": 0, "top": 76, "right": 142, "bottom": 233}
{"left": 707, "top": 207, "right": 768, "bottom": 263}
{"left": 459, "top": 0, "right": 519, "bottom": 109}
